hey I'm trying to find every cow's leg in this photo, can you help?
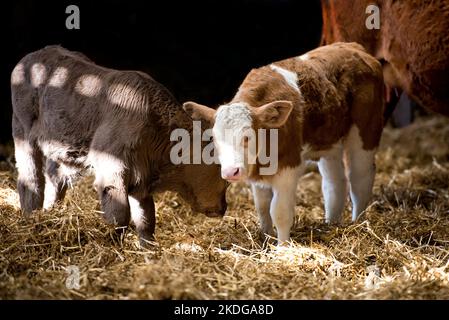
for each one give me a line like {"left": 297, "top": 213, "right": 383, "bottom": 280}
{"left": 43, "top": 159, "right": 69, "bottom": 209}
{"left": 344, "top": 127, "right": 376, "bottom": 222}
{"left": 12, "top": 115, "right": 45, "bottom": 215}
{"left": 90, "top": 151, "right": 130, "bottom": 231}
{"left": 318, "top": 144, "right": 347, "bottom": 224}
{"left": 128, "top": 193, "right": 156, "bottom": 247}
{"left": 269, "top": 167, "right": 301, "bottom": 244}
{"left": 250, "top": 183, "right": 274, "bottom": 237}
{"left": 383, "top": 85, "right": 402, "bottom": 126}
{"left": 391, "top": 92, "right": 415, "bottom": 128}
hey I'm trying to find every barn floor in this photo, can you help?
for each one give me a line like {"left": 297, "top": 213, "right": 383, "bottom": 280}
{"left": 2, "top": 115, "right": 449, "bottom": 299}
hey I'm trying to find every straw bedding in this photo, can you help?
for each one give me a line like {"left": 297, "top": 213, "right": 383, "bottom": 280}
{"left": 1, "top": 115, "right": 449, "bottom": 299}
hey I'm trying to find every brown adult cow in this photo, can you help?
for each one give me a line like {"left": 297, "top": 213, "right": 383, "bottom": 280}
{"left": 321, "top": 0, "right": 449, "bottom": 116}
{"left": 11, "top": 45, "right": 228, "bottom": 245}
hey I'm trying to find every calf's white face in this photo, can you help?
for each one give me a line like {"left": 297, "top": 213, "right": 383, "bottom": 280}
{"left": 182, "top": 100, "right": 294, "bottom": 181}
{"left": 213, "top": 103, "right": 253, "bottom": 181}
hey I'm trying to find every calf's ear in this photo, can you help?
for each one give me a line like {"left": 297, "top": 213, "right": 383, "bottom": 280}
{"left": 182, "top": 101, "right": 216, "bottom": 124}
{"left": 253, "top": 100, "right": 293, "bottom": 128}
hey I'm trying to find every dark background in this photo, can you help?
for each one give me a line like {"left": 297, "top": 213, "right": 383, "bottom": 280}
{"left": 2, "top": 0, "right": 322, "bottom": 144}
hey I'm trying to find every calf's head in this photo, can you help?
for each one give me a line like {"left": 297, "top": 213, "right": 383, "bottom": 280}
{"left": 180, "top": 163, "right": 228, "bottom": 217}
{"left": 183, "top": 100, "right": 293, "bottom": 181}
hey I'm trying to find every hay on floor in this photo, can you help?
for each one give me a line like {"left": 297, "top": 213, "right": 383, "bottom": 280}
{"left": 1, "top": 115, "right": 449, "bottom": 299}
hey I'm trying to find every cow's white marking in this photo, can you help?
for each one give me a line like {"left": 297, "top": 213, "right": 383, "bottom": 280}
{"left": 270, "top": 64, "right": 300, "bottom": 92}
{"left": 75, "top": 74, "right": 102, "bottom": 97}
{"left": 298, "top": 53, "right": 309, "bottom": 61}
{"left": 344, "top": 125, "right": 375, "bottom": 221}
{"left": 11, "top": 63, "right": 25, "bottom": 85}
{"left": 14, "top": 139, "right": 36, "bottom": 191}
{"left": 129, "top": 195, "right": 146, "bottom": 230}
{"left": 39, "top": 140, "right": 87, "bottom": 169}
{"left": 107, "top": 83, "right": 149, "bottom": 110}
{"left": 213, "top": 103, "right": 252, "bottom": 175}
{"left": 49, "top": 67, "right": 69, "bottom": 88}
{"left": 31, "top": 63, "right": 47, "bottom": 87}
{"left": 43, "top": 178, "right": 58, "bottom": 210}
{"left": 87, "top": 150, "right": 128, "bottom": 205}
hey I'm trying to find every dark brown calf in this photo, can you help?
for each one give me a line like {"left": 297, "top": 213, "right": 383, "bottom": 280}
{"left": 11, "top": 45, "right": 228, "bottom": 245}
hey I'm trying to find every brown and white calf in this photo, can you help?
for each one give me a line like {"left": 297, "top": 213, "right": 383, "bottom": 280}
{"left": 183, "top": 42, "right": 384, "bottom": 243}
{"left": 11, "top": 45, "right": 228, "bottom": 245}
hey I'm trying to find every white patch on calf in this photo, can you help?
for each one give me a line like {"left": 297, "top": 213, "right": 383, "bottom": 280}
{"left": 129, "top": 195, "right": 146, "bottom": 230}
{"left": 14, "top": 139, "right": 36, "bottom": 190}
{"left": 270, "top": 64, "right": 300, "bottom": 92}
{"left": 88, "top": 151, "right": 125, "bottom": 179}
{"left": 213, "top": 103, "right": 253, "bottom": 175}
{"left": 43, "top": 179, "right": 58, "bottom": 210}
{"left": 31, "top": 63, "right": 47, "bottom": 88}
{"left": 49, "top": 67, "right": 69, "bottom": 88}
{"left": 343, "top": 126, "right": 376, "bottom": 221}
{"left": 107, "top": 83, "right": 145, "bottom": 110}
{"left": 11, "top": 63, "right": 25, "bottom": 85}
{"left": 298, "top": 53, "right": 309, "bottom": 61}
{"left": 216, "top": 141, "right": 242, "bottom": 172}
{"left": 75, "top": 74, "right": 102, "bottom": 97}
{"left": 39, "top": 140, "right": 87, "bottom": 168}
{"left": 87, "top": 150, "right": 128, "bottom": 205}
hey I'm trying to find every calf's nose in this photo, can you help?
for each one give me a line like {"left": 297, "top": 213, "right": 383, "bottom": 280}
{"left": 222, "top": 167, "right": 242, "bottom": 181}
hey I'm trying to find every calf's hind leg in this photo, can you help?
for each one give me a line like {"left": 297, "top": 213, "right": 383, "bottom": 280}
{"left": 12, "top": 115, "right": 45, "bottom": 215}
{"left": 318, "top": 144, "right": 347, "bottom": 224}
{"left": 344, "top": 126, "right": 376, "bottom": 221}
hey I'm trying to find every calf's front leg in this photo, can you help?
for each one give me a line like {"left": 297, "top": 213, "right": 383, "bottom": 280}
{"left": 128, "top": 193, "right": 156, "bottom": 247}
{"left": 43, "top": 159, "right": 69, "bottom": 210}
{"left": 269, "top": 167, "right": 301, "bottom": 244}
{"left": 90, "top": 152, "right": 131, "bottom": 231}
